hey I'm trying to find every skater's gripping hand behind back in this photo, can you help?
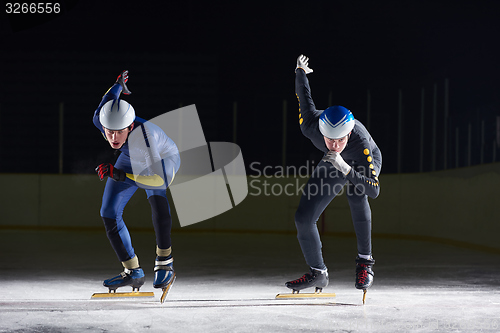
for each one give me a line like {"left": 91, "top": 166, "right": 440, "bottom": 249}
{"left": 296, "top": 55, "right": 313, "bottom": 74}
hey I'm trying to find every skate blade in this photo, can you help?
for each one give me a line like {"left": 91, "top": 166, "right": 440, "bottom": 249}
{"left": 91, "top": 291, "right": 154, "bottom": 299}
{"left": 160, "top": 273, "right": 176, "bottom": 303}
{"left": 275, "top": 292, "right": 336, "bottom": 299}
{"left": 362, "top": 289, "right": 367, "bottom": 304}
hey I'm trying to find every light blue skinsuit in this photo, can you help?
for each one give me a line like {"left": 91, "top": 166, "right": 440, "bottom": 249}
{"left": 93, "top": 83, "right": 180, "bottom": 263}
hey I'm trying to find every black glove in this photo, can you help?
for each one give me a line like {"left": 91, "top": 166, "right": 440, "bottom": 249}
{"left": 116, "top": 70, "right": 131, "bottom": 95}
{"left": 95, "top": 163, "right": 126, "bottom": 182}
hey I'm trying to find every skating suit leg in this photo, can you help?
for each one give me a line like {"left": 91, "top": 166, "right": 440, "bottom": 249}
{"left": 100, "top": 153, "right": 138, "bottom": 262}
{"left": 294, "top": 161, "right": 348, "bottom": 270}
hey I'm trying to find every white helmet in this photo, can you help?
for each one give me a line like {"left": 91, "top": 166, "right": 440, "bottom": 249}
{"left": 99, "top": 99, "right": 136, "bottom": 130}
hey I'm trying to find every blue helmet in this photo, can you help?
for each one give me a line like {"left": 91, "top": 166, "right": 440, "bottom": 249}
{"left": 319, "top": 106, "right": 355, "bottom": 139}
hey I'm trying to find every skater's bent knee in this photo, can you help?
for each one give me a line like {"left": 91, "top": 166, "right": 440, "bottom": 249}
{"left": 294, "top": 210, "right": 307, "bottom": 227}
{"left": 101, "top": 216, "right": 118, "bottom": 232}
{"left": 294, "top": 210, "right": 315, "bottom": 230}
{"left": 100, "top": 205, "right": 121, "bottom": 220}
{"left": 295, "top": 201, "right": 320, "bottom": 220}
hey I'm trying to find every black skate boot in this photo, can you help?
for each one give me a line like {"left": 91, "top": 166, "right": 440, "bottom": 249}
{"left": 285, "top": 268, "right": 329, "bottom": 293}
{"left": 355, "top": 256, "right": 375, "bottom": 290}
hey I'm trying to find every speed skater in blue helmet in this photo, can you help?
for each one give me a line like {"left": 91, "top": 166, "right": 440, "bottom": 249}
{"left": 319, "top": 105, "right": 355, "bottom": 153}
{"left": 287, "top": 54, "right": 382, "bottom": 301}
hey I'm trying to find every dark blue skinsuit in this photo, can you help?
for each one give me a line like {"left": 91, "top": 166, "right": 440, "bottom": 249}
{"left": 295, "top": 68, "right": 382, "bottom": 270}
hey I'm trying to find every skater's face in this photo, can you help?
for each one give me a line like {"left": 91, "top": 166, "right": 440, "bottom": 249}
{"left": 324, "top": 133, "right": 350, "bottom": 153}
{"left": 103, "top": 123, "right": 134, "bottom": 149}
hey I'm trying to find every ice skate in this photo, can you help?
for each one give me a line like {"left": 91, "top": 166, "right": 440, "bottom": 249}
{"left": 91, "top": 268, "right": 153, "bottom": 299}
{"left": 277, "top": 268, "right": 335, "bottom": 299}
{"left": 153, "top": 255, "right": 176, "bottom": 303}
{"left": 286, "top": 267, "right": 329, "bottom": 293}
{"left": 355, "top": 256, "right": 375, "bottom": 304}
{"left": 103, "top": 267, "right": 145, "bottom": 292}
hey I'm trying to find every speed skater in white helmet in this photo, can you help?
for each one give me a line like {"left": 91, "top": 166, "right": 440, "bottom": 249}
{"left": 92, "top": 70, "right": 180, "bottom": 300}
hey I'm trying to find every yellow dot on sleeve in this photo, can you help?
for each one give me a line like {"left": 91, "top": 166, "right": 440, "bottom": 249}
{"left": 372, "top": 170, "right": 376, "bottom": 175}
{"left": 367, "top": 156, "right": 372, "bottom": 162}
{"left": 364, "top": 149, "right": 370, "bottom": 155}
{"left": 369, "top": 164, "right": 374, "bottom": 169}
{"left": 299, "top": 118, "right": 303, "bottom": 125}
{"left": 299, "top": 113, "right": 301, "bottom": 118}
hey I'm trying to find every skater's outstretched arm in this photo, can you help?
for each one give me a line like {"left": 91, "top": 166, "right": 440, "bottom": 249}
{"left": 93, "top": 70, "right": 131, "bottom": 134}
{"left": 295, "top": 56, "right": 323, "bottom": 142}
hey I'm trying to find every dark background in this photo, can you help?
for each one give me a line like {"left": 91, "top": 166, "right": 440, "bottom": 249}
{"left": 1, "top": 0, "right": 499, "bottom": 175}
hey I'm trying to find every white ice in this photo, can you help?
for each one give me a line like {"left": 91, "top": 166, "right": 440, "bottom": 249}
{"left": 1, "top": 230, "right": 499, "bottom": 332}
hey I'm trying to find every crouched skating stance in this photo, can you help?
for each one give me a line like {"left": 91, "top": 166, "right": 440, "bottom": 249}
{"left": 93, "top": 71, "right": 180, "bottom": 300}
{"left": 286, "top": 56, "right": 382, "bottom": 299}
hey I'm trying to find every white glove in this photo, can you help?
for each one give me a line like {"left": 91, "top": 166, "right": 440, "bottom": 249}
{"left": 296, "top": 54, "right": 313, "bottom": 74}
{"left": 322, "top": 151, "right": 351, "bottom": 176}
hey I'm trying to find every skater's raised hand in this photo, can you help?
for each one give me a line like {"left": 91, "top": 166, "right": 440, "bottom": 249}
{"left": 322, "top": 151, "right": 351, "bottom": 176}
{"left": 95, "top": 163, "right": 126, "bottom": 182}
{"left": 296, "top": 55, "right": 313, "bottom": 74}
{"left": 116, "top": 70, "right": 132, "bottom": 95}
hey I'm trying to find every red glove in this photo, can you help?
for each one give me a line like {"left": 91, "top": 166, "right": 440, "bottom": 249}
{"left": 116, "top": 70, "right": 131, "bottom": 95}
{"left": 95, "top": 163, "right": 126, "bottom": 182}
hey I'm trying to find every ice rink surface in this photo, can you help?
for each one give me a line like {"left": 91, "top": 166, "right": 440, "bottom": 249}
{"left": 1, "top": 229, "right": 499, "bottom": 333}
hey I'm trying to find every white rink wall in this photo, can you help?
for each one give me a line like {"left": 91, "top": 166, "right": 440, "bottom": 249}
{"left": 1, "top": 163, "right": 499, "bottom": 251}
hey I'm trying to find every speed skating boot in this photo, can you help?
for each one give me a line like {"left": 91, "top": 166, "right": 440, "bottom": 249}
{"left": 153, "top": 255, "right": 175, "bottom": 303}
{"left": 285, "top": 267, "right": 329, "bottom": 293}
{"left": 355, "top": 256, "right": 375, "bottom": 290}
{"left": 103, "top": 268, "right": 145, "bottom": 292}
